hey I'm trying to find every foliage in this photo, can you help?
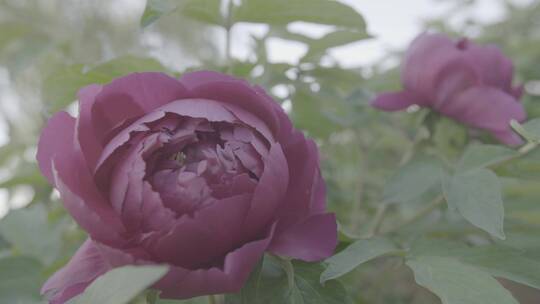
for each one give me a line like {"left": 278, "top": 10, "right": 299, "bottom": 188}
{"left": 1, "top": 0, "right": 540, "bottom": 303}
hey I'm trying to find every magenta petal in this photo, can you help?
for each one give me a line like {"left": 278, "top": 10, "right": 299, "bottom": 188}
{"left": 269, "top": 213, "right": 337, "bottom": 262}
{"left": 52, "top": 152, "right": 126, "bottom": 245}
{"left": 370, "top": 91, "right": 420, "bottom": 111}
{"left": 42, "top": 239, "right": 110, "bottom": 304}
{"left": 151, "top": 194, "right": 252, "bottom": 268}
{"left": 275, "top": 132, "right": 321, "bottom": 226}
{"left": 243, "top": 143, "right": 289, "bottom": 238}
{"left": 432, "top": 57, "right": 478, "bottom": 109}
{"left": 402, "top": 33, "right": 461, "bottom": 98}
{"left": 91, "top": 72, "right": 189, "bottom": 144}
{"left": 37, "top": 111, "right": 76, "bottom": 186}
{"left": 181, "top": 71, "right": 280, "bottom": 138}
{"left": 76, "top": 84, "right": 103, "bottom": 171}
{"left": 156, "top": 226, "right": 274, "bottom": 299}
{"left": 463, "top": 44, "right": 514, "bottom": 92}
{"left": 492, "top": 129, "right": 525, "bottom": 146}
{"left": 442, "top": 86, "right": 526, "bottom": 144}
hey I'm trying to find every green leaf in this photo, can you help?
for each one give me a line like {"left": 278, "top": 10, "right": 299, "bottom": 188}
{"left": 67, "top": 265, "right": 169, "bottom": 304}
{"left": 141, "top": 0, "right": 180, "bottom": 27}
{"left": 42, "top": 64, "right": 95, "bottom": 112}
{"left": 302, "top": 30, "right": 370, "bottom": 62}
{"left": 156, "top": 297, "right": 207, "bottom": 303}
{"left": 443, "top": 168, "right": 506, "bottom": 239}
{"left": 0, "top": 256, "right": 44, "bottom": 304}
{"left": 407, "top": 256, "right": 519, "bottom": 304}
{"left": 382, "top": 157, "right": 444, "bottom": 204}
{"left": 457, "top": 144, "right": 517, "bottom": 172}
{"left": 225, "top": 259, "right": 264, "bottom": 303}
{"left": 181, "top": 0, "right": 223, "bottom": 26}
{"left": 0, "top": 204, "right": 62, "bottom": 265}
{"left": 226, "top": 257, "right": 350, "bottom": 304}
{"left": 511, "top": 118, "right": 540, "bottom": 143}
{"left": 234, "top": 0, "right": 366, "bottom": 31}
{"left": 291, "top": 88, "right": 341, "bottom": 138}
{"left": 320, "top": 237, "right": 398, "bottom": 283}
{"left": 43, "top": 56, "right": 169, "bottom": 112}
{"left": 410, "top": 239, "right": 540, "bottom": 291}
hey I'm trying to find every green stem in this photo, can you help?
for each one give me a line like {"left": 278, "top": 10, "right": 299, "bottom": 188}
{"left": 208, "top": 295, "right": 217, "bottom": 304}
{"left": 365, "top": 204, "right": 388, "bottom": 238}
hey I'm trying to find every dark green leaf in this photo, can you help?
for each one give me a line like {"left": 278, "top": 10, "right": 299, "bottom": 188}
{"left": 67, "top": 265, "right": 169, "bottom": 304}
{"left": 443, "top": 168, "right": 506, "bottom": 239}
{"left": 320, "top": 237, "right": 398, "bottom": 283}
{"left": 226, "top": 257, "right": 350, "bottom": 304}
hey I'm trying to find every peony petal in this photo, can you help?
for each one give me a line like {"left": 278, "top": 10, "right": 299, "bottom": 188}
{"left": 150, "top": 194, "right": 252, "bottom": 268}
{"left": 401, "top": 33, "right": 462, "bottom": 100}
{"left": 462, "top": 43, "right": 515, "bottom": 93}
{"left": 94, "top": 225, "right": 275, "bottom": 300}
{"left": 275, "top": 132, "right": 319, "bottom": 225}
{"left": 268, "top": 213, "right": 337, "bottom": 262}
{"left": 243, "top": 143, "right": 289, "bottom": 239}
{"left": 156, "top": 225, "right": 274, "bottom": 299}
{"left": 370, "top": 91, "right": 420, "bottom": 111}
{"left": 91, "top": 72, "right": 189, "bottom": 145}
{"left": 52, "top": 149, "right": 126, "bottom": 245}
{"left": 432, "top": 56, "right": 479, "bottom": 109}
{"left": 76, "top": 84, "right": 104, "bottom": 171}
{"left": 42, "top": 239, "right": 110, "bottom": 304}
{"left": 37, "top": 111, "right": 76, "bottom": 186}
{"left": 180, "top": 71, "right": 280, "bottom": 139}
{"left": 492, "top": 129, "right": 525, "bottom": 146}
{"left": 441, "top": 86, "right": 526, "bottom": 145}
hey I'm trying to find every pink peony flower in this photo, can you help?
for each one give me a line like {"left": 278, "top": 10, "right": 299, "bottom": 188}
{"left": 371, "top": 33, "right": 526, "bottom": 145}
{"left": 37, "top": 71, "right": 337, "bottom": 303}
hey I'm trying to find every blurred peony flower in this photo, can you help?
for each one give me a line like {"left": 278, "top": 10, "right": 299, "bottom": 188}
{"left": 37, "top": 71, "right": 337, "bottom": 303}
{"left": 371, "top": 33, "right": 526, "bottom": 145}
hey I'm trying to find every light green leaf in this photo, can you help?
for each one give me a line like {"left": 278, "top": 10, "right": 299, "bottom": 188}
{"left": 320, "top": 237, "right": 398, "bottom": 283}
{"left": 43, "top": 64, "right": 96, "bottom": 112}
{"left": 457, "top": 144, "right": 517, "bottom": 172}
{"left": 0, "top": 256, "right": 44, "bottom": 304}
{"left": 67, "top": 265, "right": 169, "bottom": 304}
{"left": 511, "top": 118, "right": 540, "bottom": 143}
{"left": 410, "top": 239, "right": 540, "bottom": 291}
{"left": 0, "top": 204, "right": 62, "bottom": 265}
{"left": 407, "top": 256, "right": 518, "bottom": 304}
{"left": 234, "top": 0, "right": 366, "bottom": 31}
{"left": 383, "top": 157, "right": 444, "bottom": 204}
{"left": 181, "top": 0, "right": 223, "bottom": 26}
{"left": 443, "top": 168, "right": 506, "bottom": 239}
{"left": 302, "top": 30, "right": 370, "bottom": 62}
{"left": 141, "top": 0, "right": 180, "bottom": 27}
{"left": 43, "top": 56, "right": 169, "bottom": 112}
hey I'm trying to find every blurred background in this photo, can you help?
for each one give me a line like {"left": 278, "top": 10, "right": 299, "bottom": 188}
{"left": 1, "top": 0, "right": 540, "bottom": 303}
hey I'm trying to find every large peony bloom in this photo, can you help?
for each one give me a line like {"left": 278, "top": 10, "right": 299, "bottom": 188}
{"left": 37, "top": 71, "right": 337, "bottom": 303}
{"left": 371, "top": 33, "right": 526, "bottom": 146}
